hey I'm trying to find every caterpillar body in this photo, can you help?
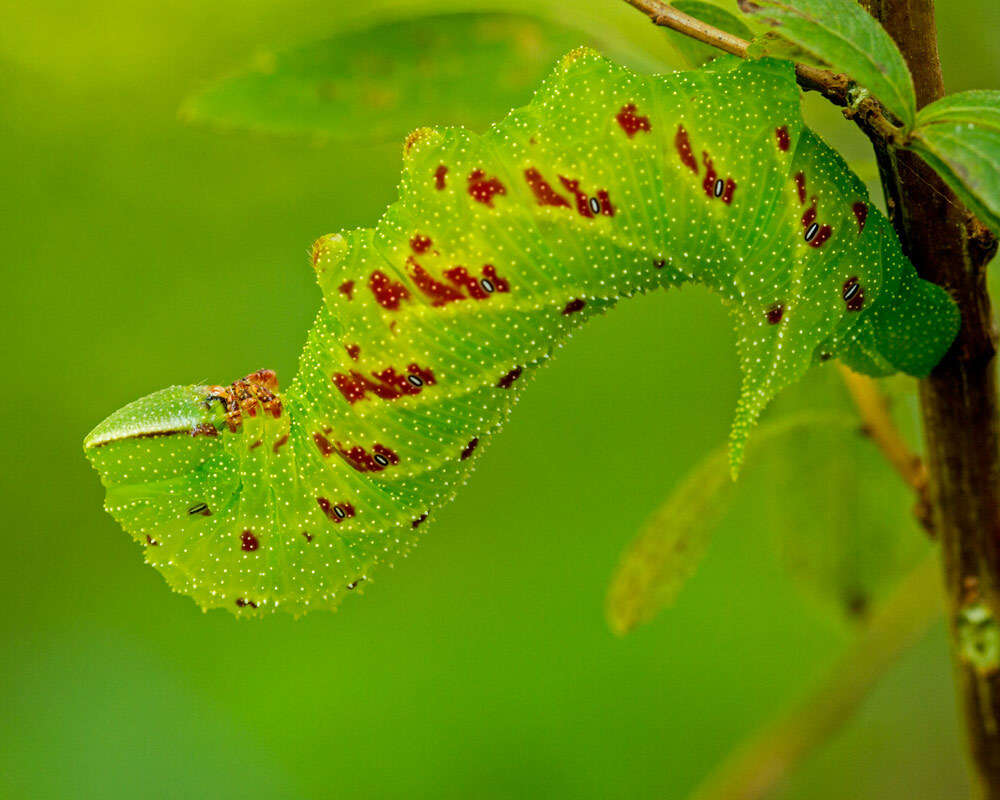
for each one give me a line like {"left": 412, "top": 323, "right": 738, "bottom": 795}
{"left": 84, "top": 50, "right": 957, "bottom": 616}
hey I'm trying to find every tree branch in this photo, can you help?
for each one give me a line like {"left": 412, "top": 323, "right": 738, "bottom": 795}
{"left": 622, "top": 0, "right": 902, "bottom": 144}
{"left": 857, "top": 2, "right": 1000, "bottom": 796}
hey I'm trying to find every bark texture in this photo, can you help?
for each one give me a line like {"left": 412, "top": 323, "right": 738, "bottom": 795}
{"left": 861, "top": 0, "right": 1000, "bottom": 795}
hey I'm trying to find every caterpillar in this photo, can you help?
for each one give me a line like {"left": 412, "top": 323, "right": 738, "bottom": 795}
{"left": 84, "top": 49, "right": 958, "bottom": 616}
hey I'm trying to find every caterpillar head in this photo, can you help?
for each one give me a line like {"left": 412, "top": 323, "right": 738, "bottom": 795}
{"left": 84, "top": 383, "right": 234, "bottom": 513}
{"left": 84, "top": 371, "right": 289, "bottom": 592}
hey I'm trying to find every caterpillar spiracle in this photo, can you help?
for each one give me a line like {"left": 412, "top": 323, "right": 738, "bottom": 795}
{"left": 84, "top": 49, "right": 958, "bottom": 616}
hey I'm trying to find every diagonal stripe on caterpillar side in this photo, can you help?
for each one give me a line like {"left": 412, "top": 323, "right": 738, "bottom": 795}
{"left": 84, "top": 49, "right": 958, "bottom": 617}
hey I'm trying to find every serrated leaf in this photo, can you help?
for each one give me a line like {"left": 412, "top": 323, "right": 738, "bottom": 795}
{"left": 907, "top": 90, "right": 1000, "bottom": 235}
{"left": 606, "top": 412, "right": 847, "bottom": 636}
{"left": 668, "top": 1, "right": 755, "bottom": 67}
{"left": 740, "top": 0, "right": 916, "bottom": 129}
{"left": 182, "top": 13, "right": 638, "bottom": 142}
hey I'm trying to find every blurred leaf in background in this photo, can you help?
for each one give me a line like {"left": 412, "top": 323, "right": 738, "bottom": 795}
{"left": 608, "top": 368, "right": 930, "bottom": 637}
{"left": 182, "top": 12, "right": 662, "bottom": 142}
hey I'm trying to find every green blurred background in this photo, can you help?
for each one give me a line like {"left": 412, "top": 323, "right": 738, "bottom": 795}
{"left": 4, "top": 1, "right": 998, "bottom": 797}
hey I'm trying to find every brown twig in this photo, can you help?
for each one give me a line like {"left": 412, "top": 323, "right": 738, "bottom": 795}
{"left": 836, "top": 364, "right": 933, "bottom": 533}
{"left": 621, "top": 0, "right": 903, "bottom": 145}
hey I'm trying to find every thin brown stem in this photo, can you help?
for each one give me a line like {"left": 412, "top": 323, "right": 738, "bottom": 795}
{"left": 621, "top": 0, "right": 902, "bottom": 144}
{"left": 837, "top": 365, "right": 924, "bottom": 490}
{"left": 837, "top": 365, "right": 933, "bottom": 532}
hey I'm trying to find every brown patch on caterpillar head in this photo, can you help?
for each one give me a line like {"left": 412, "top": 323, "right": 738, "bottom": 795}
{"left": 205, "top": 369, "right": 282, "bottom": 429}
{"left": 563, "top": 298, "right": 586, "bottom": 315}
{"left": 248, "top": 369, "right": 278, "bottom": 392}
{"left": 346, "top": 344, "right": 361, "bottom": 361}
{"left": 272, "top": 433, "right": 288, "bottom": 453}
{"left": 412, "top": 513, "right": 428, "bottom": 529}
{"left": 235, "top": 597, "right": 258, "bottom": 609}
{"left": 191, "top": 423, "right": 218, "bottom": 438}
{"left": 249, "top": 439, "right": 262, "bottom": 450}
{"left": 240, "top": 530, "right": 259, "bottom": 552}
{"left": 145, "top": 534, "right": 160, "bottom": 546}
{"left": 302, "top": 531, "right": 313, "bottom": 543}
{"left": 766, "top": 304, "right": 784, "bottom": 324}
{"left": 339, "top": 280, "right": 355, "bottom": 300}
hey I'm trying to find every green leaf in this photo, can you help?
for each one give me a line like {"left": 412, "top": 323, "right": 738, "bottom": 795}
{"left": 606, "top": 412, "right": 847, "bottom": 636}
{"left": 740, "top": 0, "right": 916, "bottom": 129}
{"left": 907, "top": 90, "right": 1000, "bottom": 235}
{"left": 667, "top": 1, "right": 754, "bottom": 67}
{"left": 182, "top": 13, "right": 638, "bottom": 142}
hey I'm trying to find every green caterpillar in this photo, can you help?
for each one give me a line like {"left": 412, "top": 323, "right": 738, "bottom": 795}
{"left": 84, "top": 49, "right": 958, "bottom": 616}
